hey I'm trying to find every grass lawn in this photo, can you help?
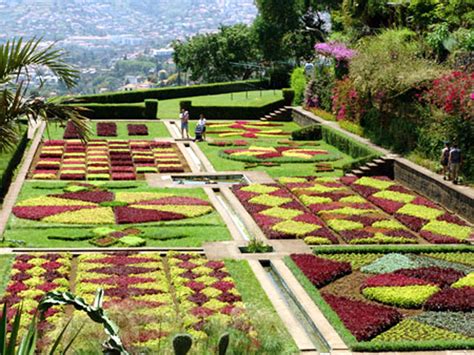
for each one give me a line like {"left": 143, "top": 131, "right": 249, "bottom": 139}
{"left": 159, "top": 90, "right": 283, "bottom": 119}
{"left": 197, "top": 138, "right": 355, "bottom": 178}
{"left": 0, "top": 255, "right": 13, "bottom": 295}
{"left": 225, "top": 260, "right": 299, "bottom": 353}
{"left": 43, "top": 121, "right": 170, "bottom": 140}
{"left": 4, "top": 181, "right": 231, "bottom": 248}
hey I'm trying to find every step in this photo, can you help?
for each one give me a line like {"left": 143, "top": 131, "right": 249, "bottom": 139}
{"left": 366, "top": 162, "right": 378, "bottom": 168}
{"left": 373, "top": 159, "right": 385, "bottom": 164}
{"left": 351, "top": 169, "right": 364, "bottom": 176}
{"left": 269, "top": 112, "right": 279, "bottom": 117}
{"left": 345, "top": 173, "right": 357, "bottom": 178}
{"left": 359, "top": 166, "right": 371, "bottom": 171}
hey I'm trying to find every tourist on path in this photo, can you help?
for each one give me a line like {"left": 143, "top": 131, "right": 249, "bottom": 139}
{"left": 449, "top": 142, "right": 462, "bottom": 184}
{"left": 198, "top": 114, "right": 207, "bottom": 141}
{"left": 180, "top": 108, "right": 190, "bottom": 139}
{"left": 440, "top": 141, "right": 450, "bottom": 180}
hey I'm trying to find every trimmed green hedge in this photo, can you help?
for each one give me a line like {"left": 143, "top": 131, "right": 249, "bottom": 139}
{"left": 282, "top": 88, "right": 295, "bottom": 106}
{"left": 0, "top": 128, "right": 28, "bottom": 200}
{"left": 321, "top": 125, "right": 380, "bottom": 159}
{"left": 69, "top": 80, "right": 266, "bottom": 104}
{"left": 69, "top": 101, "right": 157, "bottom": 120}
{"left": 186, "top": 99, "right": 285, "bottom": 120}
{"left": 291, "top": 125, "right": 322, "bottom": 140}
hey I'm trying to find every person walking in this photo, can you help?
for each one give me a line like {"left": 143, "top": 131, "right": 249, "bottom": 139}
{"left": 440, "top": 141, "right": 450, "bottom": 180}
{"left": 180, "top": 108, "right": 189, "bottom": 139}
{"left": 198, "top": 114, "right": 207, "bottom": 141}
{"left": 449, "top": 142, "right": 462, "bottom": 184}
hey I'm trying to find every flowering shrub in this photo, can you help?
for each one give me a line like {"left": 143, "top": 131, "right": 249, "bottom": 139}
{"left": 332, "top": 78, "right": 366, "bottom": 122}
{"left": 290, "top": 254, "right": 351, "bottom": 287}
{"left": 13, "top": 184, "right": 213, "bottom": 225}
{"left": 31, "top": 140, "right": 188, "bottom": 180}
{"left": 423, "top": 71, "right": 474, "bottom": 120}
{"left": 315, "top": 42, "right": 356, "bottom": 62}
{"left": 233, "top": 184, "right": 336, "bottom": 244}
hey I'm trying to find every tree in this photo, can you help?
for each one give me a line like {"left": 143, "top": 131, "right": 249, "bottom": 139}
{"left": 253, "top": 0, "right": 301, "bottom": 62}
{"left": 173, "top": 24, "right": 260, "bottom": 82}
{"left": 0, "top": 38, "right": 90, "bottom": 152}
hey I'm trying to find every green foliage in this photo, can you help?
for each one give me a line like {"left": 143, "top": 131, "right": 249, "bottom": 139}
{"left": 144, "top": 99, "right": 158, "bottom": 119}
{"left": 414, "top": 312, "right": 474, "bottom": 337}
{"left": 114, "top": 59, "right": 155, "bottom": 76}
{"left": 187, "top": 99, "right": 285, "bottom": 120}
{"left": 291, "top": 125, "right": 322, "bottom": 141}
{"left": 360, "top": 253, "right": 421, "bottom": 274}
{"left": 68, "top": 103, "right": 153, "bottom": 120}
{"left": 362, "top": 285, "right": 440, "bottom": 308}
{"left": 173, "top": 24, "right": 260, "bottom": 82}
{"left": 282, "top": 88, "right": 295, "bottom": 106}
{"left": 317, "top": 252, "right": 383, "bottom": 269}
{"left": 243, "top": 238, "right": 273, "bottom": 253}
{"left": 339, "top": 120, "right": 364, "bottom": 136}
{"left": 304, "top": 66, "right": 335, "bottom": 111}
{"left": 73, "top": 80, "right": 266, "bottom": 104}
{"left": 290, "top": 68, "right": 307, "bottom": 105}
{"left": 424, "top": 252, "right": 474, "bottom": 267}
{"left": 321, "top": 125, "right": 380, "bottom": 159}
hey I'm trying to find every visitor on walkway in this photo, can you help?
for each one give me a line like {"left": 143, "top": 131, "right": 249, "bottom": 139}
{"left": 180, "top": 108, "right": 189, "bottom": 139}
{"left": 194, "top": 121, "right": 204, "bottom": 142}
{"left": 440, "top": 141, "right": 450, "bottom": 180}
{"left": 198, "top": 114, "right": 207, "bottom": 141}
{"left": 449, "top": 142, "right": 462, "bottom": 184}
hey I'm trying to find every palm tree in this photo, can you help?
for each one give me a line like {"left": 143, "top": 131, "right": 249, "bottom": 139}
{"left": 0, "top": 37, "right": 90, "bottom": 152}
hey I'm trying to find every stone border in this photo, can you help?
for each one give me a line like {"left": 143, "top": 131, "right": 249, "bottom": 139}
{"left": 291, "top": 107, "right": 474, "bottom": 224}
{"left": 0, "top": 122, "right": 45, "bottom": 237}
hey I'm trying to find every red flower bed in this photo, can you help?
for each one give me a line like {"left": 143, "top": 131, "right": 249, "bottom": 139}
{"left": 424, "top": 287, "right": 474, "bottom": 312}
{"left": 97, "top": 122, "right": 117, "bottom": 137}
{"left": 114, "top": 206, "right": 184, "bottom": 224}
{"left": 63, "top": 121, "right": 80, "bottom": 139}
{"left": 361, "top": 273, "right": 434, "bottom": 289}
{"left": 394, "top": 267, "right": 464, "bottom": 288}
{"left": 56, "top": 190, "right": 115, "bottom": 203}
{"left": 322, "top": 293, "right": 402, "bottom": 341}
{"left": 127, "top": 124, "right": 149, "bottom": 136}
{"left": 291, "top": 254, "right": 351, "bottom": 288}
{"left": 12, "top": 206, "right": 94, "bottom": 220}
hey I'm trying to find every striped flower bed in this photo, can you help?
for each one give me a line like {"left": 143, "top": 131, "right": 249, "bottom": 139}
{"left": 343, "top": 176, "right": 474, "bottom": 244}
{"left": 31, "top": 140, "right": 188, "bottom": 180}
{"left": 232, "top": 183, "right": 337, "bottom": 245}
{"left": 281, "top": 177, "right": 418, "bottom": 244}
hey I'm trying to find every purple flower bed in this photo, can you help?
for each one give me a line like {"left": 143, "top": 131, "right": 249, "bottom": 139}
{"left": 291, "top": 254, "right": 351, "bottom": 288}
{"left": 424, "top": 287, "right": 474, "bottom": 312}
{"left": 127, "top": 124, "right": 149, "bottom": 136}
{"left": 97, "top": 122, "right": 117, "bottom": 137}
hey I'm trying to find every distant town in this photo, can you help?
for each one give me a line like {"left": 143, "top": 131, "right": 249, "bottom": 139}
{"left": 0, "top": 0, "right": 257, "bottom": 95}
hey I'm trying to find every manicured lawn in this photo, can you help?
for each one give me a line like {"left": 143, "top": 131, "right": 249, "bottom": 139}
{"left": 43, "top": 121, "right": 170, "bottom": 140}
{"left": 4, "top": 181, "right": 231, "bottom": 247}
{"left": 159, "top": 90, "right": 283, "bottom": 118}
{"left": 286, "top": 247, "right": 474, "bottom": 351}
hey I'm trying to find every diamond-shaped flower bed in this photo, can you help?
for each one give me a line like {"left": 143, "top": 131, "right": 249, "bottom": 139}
{"left": 12, "top": 184, "right": 213, "bottom": 225}
{"left": 286, "top": 249, "right": 474, "bottom": 350}
{"left": 281, "top": 177, "right": 418, "bottom": 244}
{"left": 30, "top": 140, "right": 189, "bottom": 180}
{"left": 206, "top": 121, "right": 291, "bottom": 139}
{"left": 232, "top": 183, "right": 337, "bottom": 245}
{"left": 343, "top": 176, "right": 474, "bottom": 243}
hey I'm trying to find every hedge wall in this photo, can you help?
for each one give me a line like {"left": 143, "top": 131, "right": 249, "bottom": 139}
{"left": 69, "top": 80, "right": 266, "bottom": 104}
{"left": 0, "top": 128, "right": 28, "bottom": 201}
{"left": 69, "top": 101, "right": 158, "bottom": 120}
{"left": 186, "top": 99, "right": 285, "bottom": 120}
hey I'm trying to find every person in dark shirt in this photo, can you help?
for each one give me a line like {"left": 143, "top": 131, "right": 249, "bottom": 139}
{"left": 449, "top": 142, "right": 462, "bottom": 184}
{"left": 440, "top": 141, "right": 450, "bottom": 180}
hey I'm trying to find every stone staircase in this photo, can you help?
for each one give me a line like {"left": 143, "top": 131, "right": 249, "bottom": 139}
{"left": 260, "top": 106, "right": 292, "bottom": 122}
{"left": 345, "top": 155, "right": 397, "bottom": 179}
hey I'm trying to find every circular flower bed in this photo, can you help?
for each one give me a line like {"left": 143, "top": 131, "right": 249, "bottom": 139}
{"left": 13, "top": 184, "right": 213, "bottom": 225}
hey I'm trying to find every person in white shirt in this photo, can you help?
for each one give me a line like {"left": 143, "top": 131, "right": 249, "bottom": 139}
{"left": 180, "top": 108, "right": 189, "bottom": 139}
{"left": 197, "top": 114, "right": 207, "bottom": 141}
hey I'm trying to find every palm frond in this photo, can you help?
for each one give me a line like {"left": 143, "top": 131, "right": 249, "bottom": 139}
{"left": 0, "top": 37, "right": 78, "bottom": 88}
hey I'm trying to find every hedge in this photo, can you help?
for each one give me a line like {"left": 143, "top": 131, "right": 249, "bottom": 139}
{"left": 284, "top": 255, "right": 474, "bottom": 352}
{"left": 67, "top": 101, "right": 158, "bottom": 120}
{"left": 291, "top": 125, "right": 322, "bottom": 141}
{"left": 312, "top": 244, "right": 474, "bottom": 255}
{"left": 68, "top": 80, "right": 267, "bottom": 104}
{"left": 0, "top": 127, "right": 28, "bottom": 201}
{"left": 185, "top": 99, "right": 285, "bottom": 120}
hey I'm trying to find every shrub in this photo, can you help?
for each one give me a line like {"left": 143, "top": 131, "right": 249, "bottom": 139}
{"left": 290, "top": 68, "right": 307, "bottom": 105}
{"left": 282, "top": 88, "right": 295, "bottom": 106}
{"left": 291, "top": 125, "right": 322, "bottom": 140}
{"left": 144, "top": 99, "right": 158, "bottom": 119}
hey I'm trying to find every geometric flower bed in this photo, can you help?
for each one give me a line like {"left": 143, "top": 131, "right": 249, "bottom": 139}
{"left": 30, "top": 139, "right": 188, "bottom": 180}
{"left": 97, "top": 122, "right": 117, "bottom": 137}
{"left": 127, "top": 124, "right": 149, "bottom": 136}
{"left": 206, "top": 121, "right": 291, "bottom": 139}
{"left": 343, "top": 176, "right": 474, "bottom": 244}
{"left": 232, "top": 183, "right": 337, "bottom": 245}
{"left": 12, "top": 183, "right": 213, "bottom": 225}
{"left": 286, "top": 249, "right": 474, "bottom": 350}
{"left": 73, "top": 252, "right": 247, "bottom": 349}
{"left": 221, "top": 145, "right": 339, "bottom": 163}
{"left": 281, "top": 177, "right": 418, "bottom": 244}
{"left": 0, "top": 253, "right": 72, "bottom": 343}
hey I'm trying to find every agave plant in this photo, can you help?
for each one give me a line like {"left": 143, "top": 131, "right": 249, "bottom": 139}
{"left": 0, "top": 37, "right": 90, "bottom": 153}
